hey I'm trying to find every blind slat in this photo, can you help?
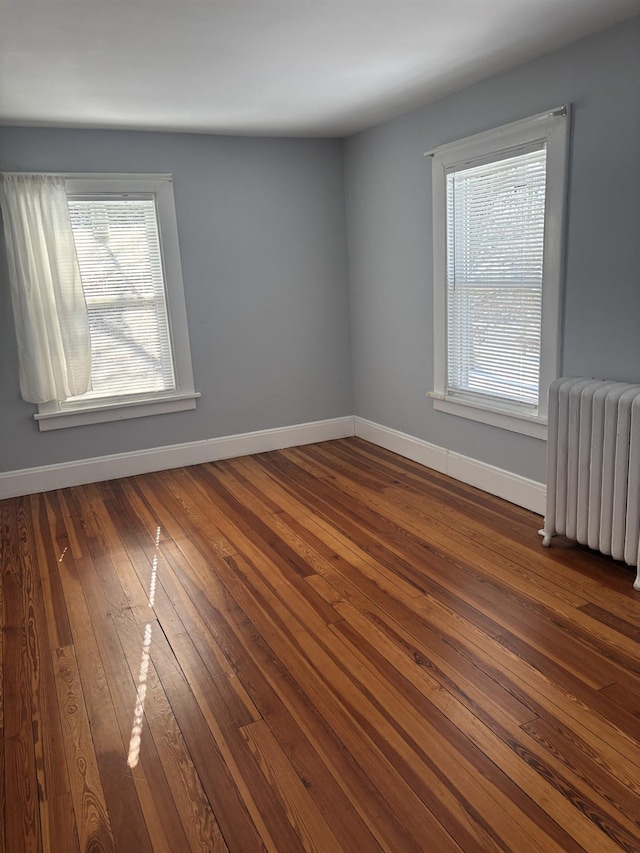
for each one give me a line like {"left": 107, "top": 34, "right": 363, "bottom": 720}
{"left": 65, "top": 198, "right": 175, "bottom": 402}
{"left": 446, "top": 146, "right": 547, "bottom": 407}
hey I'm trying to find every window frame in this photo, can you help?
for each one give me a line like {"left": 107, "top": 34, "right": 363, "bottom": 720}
{"left": 35, "top": 174, "right": 199, "bottom": 431}
{"left": 429, "top": 108, "right": 570, "bottom": 440}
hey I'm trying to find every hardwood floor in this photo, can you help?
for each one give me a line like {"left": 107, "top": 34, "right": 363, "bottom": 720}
{"left": 2, "top": 437, "right": 640, "bottom": 852}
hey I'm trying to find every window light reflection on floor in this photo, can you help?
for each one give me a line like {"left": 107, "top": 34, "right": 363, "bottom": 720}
{"left": 127, "top": 622, "right": 152, "bottom": 769}
{"left": 127, "top": 524, "right": 162, "bottom": 769}
{"left": 149, "top": 555, "right": 158, "bottom": 608}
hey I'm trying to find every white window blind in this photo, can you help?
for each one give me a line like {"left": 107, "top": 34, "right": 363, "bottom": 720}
{"left": 446, "top": 145, "right": 547, "bottom": 408}
{"left": 66, "top": 196, "right": 176, "bottom": 403}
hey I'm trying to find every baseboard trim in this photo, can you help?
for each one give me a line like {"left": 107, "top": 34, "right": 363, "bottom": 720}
{"left": 354, "top": 417, "right": 546, "bottom": 515}
{"left": 0, "top": 416, "right": 355, "bottom": 500}
{"left": 1, "top": 413, "right": 545, "bottom": 513}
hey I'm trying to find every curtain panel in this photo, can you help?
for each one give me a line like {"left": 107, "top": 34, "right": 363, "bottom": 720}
{"left": 0, "top": 174, "right": 92, "bottom": 404}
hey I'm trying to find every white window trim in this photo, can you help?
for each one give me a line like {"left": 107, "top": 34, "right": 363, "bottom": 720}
{"left": 429, "top": 107, "right": 570, "bottom": 440}
{"left": 34, "top": 173, "right": 199, "bottom": 431}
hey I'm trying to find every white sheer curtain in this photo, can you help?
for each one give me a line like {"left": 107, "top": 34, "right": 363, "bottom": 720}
{"left": 0, "top": 174, "right": 92, "bottom": 403}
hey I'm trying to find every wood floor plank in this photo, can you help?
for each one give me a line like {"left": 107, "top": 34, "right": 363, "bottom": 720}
{"left": 2, "top": 499, "right": 42, "bottom": 853}
{"left": 191, "top": 510, "right": 542, "bottom": 850}
{"left": 267, "top": 447, "right": 640, "bottom": 738}
{"left": 256, "top": 451, "right": 506, "bottom": 636}
{"left": 522, "top": 716, "right": 640, "bottom": 836}
{"left": 407, "top": 593, "right": 640, "bottom": 794}
{"left": 496, "top": 632, "right": 640, "bottom": 741}
{"left": 311, "top": 569, "right": 537, "bottom": 728}
{"left": 31, "top": 493, "right": 74, "bottom": 651}
{"left": 346, "top": 439, "right": 639, "bottom": 612}
{"left": 283, "top": 445, "right": 639, "bottom": 674}
{"left": 331, "top": 613, "right": 637, "bottom": 853}
{"left": 64, "top": 557, "right": 188, "bottom": 852}
{"left": 52, "top": 645, "right": 115, "bottom": 853}
{"left": 241, "top": 719, "right": 344, "bottom": 852}
{"left": 226, "top": 455, "right": 429, "bottom": 603}
{"left": 147, "top": 621, "right": 271, "bottom": 852}
{"left": 155, "top": 537, "right": 388, "bottom": 851}
{"left": 153, "top": 541, "right": 263, "bottom": 727}
{"left": 318, "top": 438, "right": 634, "bottom": 598}
{"left": 18, "top": 498, "right": 74, "bottom": 846}
{"left": 3, "top": 437, "right": 640, "bottom": 852}
{"left": 331, "top": 599, "right": 640, "bottom": 846}
{"left": 579, "top": 603, "right": 640, "bottom": 643}
{"left": 599, "top": 681, "right": 640, "bottom": 717}
{"left": 55, "top": 488, "right": 193, "bottom": 852}
{"left": 55, "top": 553, "right": 155, "bottom": 853}
{"left": 164, "top": 465, "right": 342, "bottom": 627}
{"left": 225, "top": 458, "right": 537, "bottom": 727}
{"left": 228, "top": 452, "right": 640, "bottom": 784}
{"left": 198, "top": 555, "right": 469, "bottom": 851}
{"left": 39, "top": 793, "right": 79, "bottom": 853}
{"left": 324, "top": 619, "right": 586, "bottom": 853}
{"left": 147, "top": 600, "right": 312, "bottom": 852}
{"left": 112, "top": 510, "right": 262, "bottom": 729}
{"left": 112, "top": 613, "right": 230, "bottom": 853}
{"left": 132, "top": 470, "right": 458, "bottom": 849}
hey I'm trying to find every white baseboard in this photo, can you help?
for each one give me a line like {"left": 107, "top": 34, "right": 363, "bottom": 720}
{"left": 0, "top": 413, "right": 545, "bottom": 514}
{"left": 354, "top": 417, "right": 546, "bottom": 515}
{"left": 0, "top": 416, "right": 355, "bottom": 500}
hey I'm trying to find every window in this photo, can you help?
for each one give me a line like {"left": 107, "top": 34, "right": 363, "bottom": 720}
{"left": 430, "top": 108, "right": 569, "bottom": 439}
{"left": 35, "top": 174, "right": 198, "bottom": 430}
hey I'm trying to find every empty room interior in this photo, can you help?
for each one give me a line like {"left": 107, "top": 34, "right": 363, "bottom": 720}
{"left": 1, "top": 1, "right": 640, "bottom": 850}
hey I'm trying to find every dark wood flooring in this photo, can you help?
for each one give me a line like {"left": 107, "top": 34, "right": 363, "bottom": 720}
{"left": 1, "top": 437, "right": 640, "bottom": 852}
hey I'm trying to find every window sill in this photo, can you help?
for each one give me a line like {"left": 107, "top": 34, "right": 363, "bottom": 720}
{"left": 35, "top": 391, "right": 200, "bottom": 431}
{"left": 428, "top": 391, "right": 547, "bottom": 440}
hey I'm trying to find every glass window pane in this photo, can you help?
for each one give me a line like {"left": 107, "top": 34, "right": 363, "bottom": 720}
{"left": 67, "top": 198, "right": 175, "bottom": 401}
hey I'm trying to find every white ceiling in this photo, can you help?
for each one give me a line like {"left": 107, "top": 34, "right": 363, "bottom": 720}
{"left": 1, "top": 0, "right": 639, "bottom": 137}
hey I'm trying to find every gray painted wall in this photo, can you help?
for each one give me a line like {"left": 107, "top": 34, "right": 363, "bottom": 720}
{"left": 0, "top": 130, "right": 352, "bottom": 473}
{"left": 344, "top": 19, "right": 640, "bottom": 483}
{"left": 2, "top": 20, "right": 638, "bottom": 486}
